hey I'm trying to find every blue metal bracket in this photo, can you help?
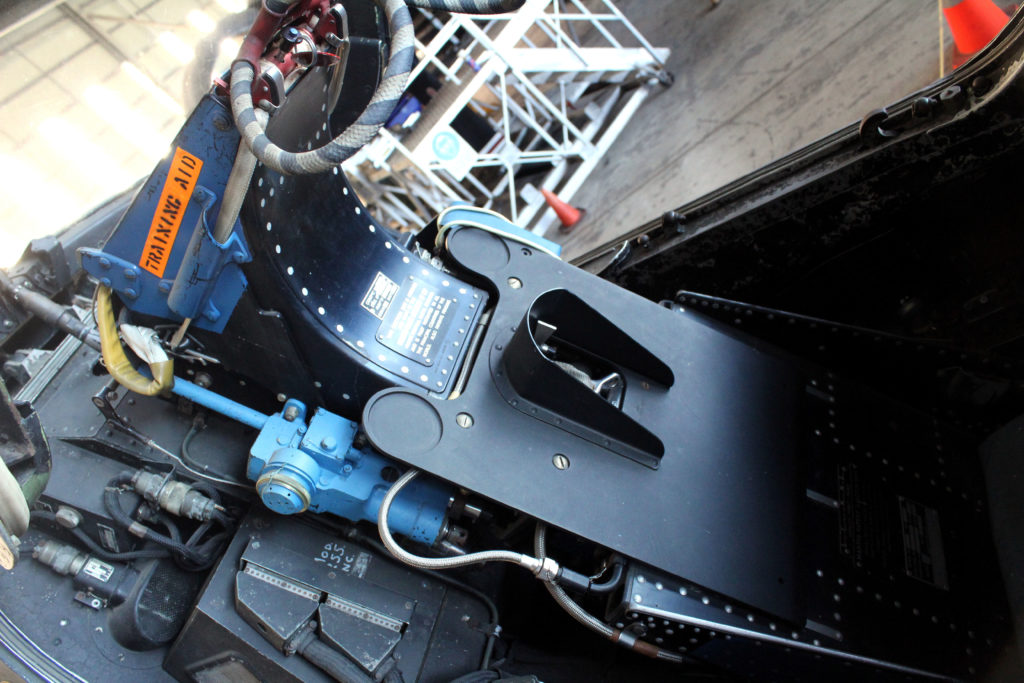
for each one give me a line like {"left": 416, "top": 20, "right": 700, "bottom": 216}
{"left": 78, "top": 95, "right": 252, "bottom": 333}
{"left": 81, "top": 187, "right": 250, "bottom": 331}
{"left": 166, "top": 188, "right": 250, "bottom": 325}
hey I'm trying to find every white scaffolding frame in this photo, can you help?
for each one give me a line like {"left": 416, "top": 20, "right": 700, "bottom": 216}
{"left": 344, "top": 0, "right": 670, "bottom": 236}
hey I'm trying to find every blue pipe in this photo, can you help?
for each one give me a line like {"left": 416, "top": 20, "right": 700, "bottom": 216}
{"left": 171, "top": 377, "right": 269, "bottom": 429}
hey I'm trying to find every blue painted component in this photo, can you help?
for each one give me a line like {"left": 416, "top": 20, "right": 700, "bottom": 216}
{"left": 78, "top": 96, "right": 251, "bottom": 333}
{"left": 78, "top": 250, "right": 158, "bottom": 305}
{"left": 439, "top": 204, "right": 562, "bottom": 258}
{"left": 249, "top": 402, "right": 451, "bottom": 545}
{"left": 171, "top": 378, "right": 270, "bottom": 430}
{"left": 258, "top": 448, "right": 321, "bottom": 515}
{"left": 166, "top": 188, "right": 251, "bottom": 323}
{"left": 167, "top": 378, "right": 449, "bottom": 542}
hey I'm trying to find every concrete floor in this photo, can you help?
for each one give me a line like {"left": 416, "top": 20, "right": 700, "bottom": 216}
{"left": 554, "top": 0, "right": 953, "bottom": 260}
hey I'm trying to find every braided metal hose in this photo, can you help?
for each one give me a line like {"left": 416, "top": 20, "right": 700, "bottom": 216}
{"left": 533, "top": 524, "right": 616, "bottom": 638}
{"left": 378, "top": 469, "right": 551, "bottom": 571}
{"left": 534, "top": 523, "right": 684, "bottom": 663}
{"left": 406, "top": 0, "right": 525, "bottom": 12}
{"left": 231, "top": 0, "right": 415, "bottom": 175}
{"left": 232, "top": 0, "right": 528, "bottom": 175}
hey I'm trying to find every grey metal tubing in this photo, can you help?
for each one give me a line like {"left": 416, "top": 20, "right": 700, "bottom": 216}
{"left": 212, "top": 135, "right": 260, "bottom": 244}
{"left": 0, "top": 272, "right": 99, "bottom": 351}
{"left": 0, "top": 458, "right": 28, "bottom": 537}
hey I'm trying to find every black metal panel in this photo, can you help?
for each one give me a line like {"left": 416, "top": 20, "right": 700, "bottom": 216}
{"left": 363, "top": 228, "right": 808, "bottom": 624}
{"left": 670, "top": 291, "right": 1024, "bottom": 434}
{"left": 795, "top": 375, "right": 1014, "bottom": 681}
{"left": 235, "top": 1, "right": 489, "bottom": 413}
{"left": 592, "top": 365, "right": 1017, "bottom": 681}
{"left": 164, "top": 509, "right": 489, "bottom": 683}
{"left": 247, "top": 160, "right": 486, "bottom": 395}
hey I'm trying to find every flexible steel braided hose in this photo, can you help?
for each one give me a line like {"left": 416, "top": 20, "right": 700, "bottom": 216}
{"left": 231, "top": 0, "right": 415, "bottom": 175}
{"left": 231, "top": 0, "right": 526, "bottom": 175}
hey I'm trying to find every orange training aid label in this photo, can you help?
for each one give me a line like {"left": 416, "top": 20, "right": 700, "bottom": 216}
{"left": 139, "top": 147, "right": 203, "bottom": 278}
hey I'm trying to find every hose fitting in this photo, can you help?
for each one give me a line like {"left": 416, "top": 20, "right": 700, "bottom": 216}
{"left": 520, "top": 555, "right": 560, "bottom": 582}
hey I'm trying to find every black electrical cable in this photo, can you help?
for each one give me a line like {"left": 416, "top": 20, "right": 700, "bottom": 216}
{"left": 29, "top": 510, "right": 169, "bottom": 562}
{"left": 186, "top": 520, "right": 213, "bottom": 548}
{"left": 587, "top": 560, "right": 625, "bottom": 594}
{"left": 141, "top": 470, "right": 234, "bottom": 572}
{"left": 103, "top": 473, "right": 220, "bottom": 568}
{"left": 291, "top": 629, "right": 374, "bottom": 683}
{"left": 154, "top": 512, "right": 182, "bottom": 542}
{"left": 180, "top": 418, "right": 244, "bottom": 486}
{"left": 211, "top": 510, "right": 235, "bottom": 528}
{"left": 187, "top": 478, "right": 222, "bottom": 505}
{"left": 153, "top": 510, "right": 221, "bottom": 572}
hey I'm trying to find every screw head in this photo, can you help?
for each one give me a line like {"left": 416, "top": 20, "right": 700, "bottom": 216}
{"left": 552, "top": 453, "right": 570, "bottom": 470}
{"left": 455, "top": 412, "right": 474, "bottom": 429}
{"left": 507, "top": 277, "right": 522, "bottom": 289}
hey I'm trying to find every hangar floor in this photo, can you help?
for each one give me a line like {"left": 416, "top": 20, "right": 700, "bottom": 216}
{"left": 554, "top": 0, "right": 955, "bottom": 260}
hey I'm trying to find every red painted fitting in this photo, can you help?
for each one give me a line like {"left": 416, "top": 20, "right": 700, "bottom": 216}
{"left": 235, "top": 3, "right": 290, "bottom": 70}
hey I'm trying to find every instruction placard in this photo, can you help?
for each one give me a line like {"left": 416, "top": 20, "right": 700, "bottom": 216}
{"left": 361, "top": 272, "right": 400, "bottom": 320}
{"left": 899, "top": 496, "right": 949, "bottom": 590}
{"left": 377, "top": 278, "right": 454, "bottom": 365}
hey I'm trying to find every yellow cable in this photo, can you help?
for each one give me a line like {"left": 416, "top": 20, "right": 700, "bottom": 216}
{"left": 94, "top": 284, "right": 174, "bottom": 396}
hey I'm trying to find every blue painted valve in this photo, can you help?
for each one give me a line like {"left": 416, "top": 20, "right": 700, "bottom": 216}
{"left": 247, "top": 399, "right": 454, "bottom": 546}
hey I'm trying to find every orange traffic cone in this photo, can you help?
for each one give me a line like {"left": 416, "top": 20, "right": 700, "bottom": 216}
{"left": 541, "top": 188, "right": 584, "bottom": 231}
{"left": 943, "top": 0, "right": 1010, "bottom": 68}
